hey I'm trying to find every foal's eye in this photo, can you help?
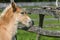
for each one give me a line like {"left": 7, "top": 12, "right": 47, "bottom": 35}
{"left": 21, "top": 12, "right": 24, "bottom": 14}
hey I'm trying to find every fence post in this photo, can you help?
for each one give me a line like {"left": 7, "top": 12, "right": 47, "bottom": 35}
{"left": 36, "top": 14, "right": 45, "bottom": 40}
{"left": 39, "top": 14, "right": 45, "bottom": 28}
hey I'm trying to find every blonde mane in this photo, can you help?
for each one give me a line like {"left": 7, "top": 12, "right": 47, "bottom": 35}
{"left": 0, "top": 4, "right": 11, "bottom": 17}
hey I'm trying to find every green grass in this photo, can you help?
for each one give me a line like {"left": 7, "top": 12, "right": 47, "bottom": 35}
{"left": 28, "top": 14, "right": 39, "bottom": 19}
{"left": 22, "top": 6, "right": 40, "bottom": 8}
{"left": 44, "top": 20, "right": 60, "bottom": 25}
{"left": 28, "top": 14, "right": 39, "bottom": 26}
{"left": 43, "top": 15, "right": 60, "bottom": 31}
{"left": 0, "top": 9, "right": 2, "bottom": 12}
{"left": 45, "top": 15, "right": 54, "bottom": 18}
{"left": 17, "top": 30, "right": 37, "bottom": 40}
{"left": 40, "top": 36, "right": 60, "bottom": 40}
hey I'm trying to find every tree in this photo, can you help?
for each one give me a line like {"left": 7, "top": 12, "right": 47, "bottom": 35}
{"left": 56, "top": 0, "right": 58, "bottom": 7}
{"left": 0, "top": 0, "right": 2, "bottom": 2}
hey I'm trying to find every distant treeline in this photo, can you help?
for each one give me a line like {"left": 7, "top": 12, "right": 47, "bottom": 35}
{"left": 0, "top": 0, "right": 59, "bottom": 2}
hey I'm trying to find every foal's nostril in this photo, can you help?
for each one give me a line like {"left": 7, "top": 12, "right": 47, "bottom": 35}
{"left": 28, "top": 20, "right": 34, "bottom": 26}
{"left": 31, "top": 20, "right": 34, "bottom": 25}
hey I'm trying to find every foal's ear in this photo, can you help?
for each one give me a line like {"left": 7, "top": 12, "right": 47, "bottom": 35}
{"left": 11, "top": 2, "right": 16, "bottom": 12}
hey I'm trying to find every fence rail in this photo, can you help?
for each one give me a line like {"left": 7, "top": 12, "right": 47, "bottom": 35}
{"left": 0, "top": 2, "right": 60, "bottom": 8}
{"left": 18, "top": 26, "right": 60, "bottom": 37}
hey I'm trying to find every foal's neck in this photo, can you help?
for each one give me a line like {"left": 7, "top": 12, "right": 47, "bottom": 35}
{"left": 0, "top": 9, "right": 18, "bottom": 37}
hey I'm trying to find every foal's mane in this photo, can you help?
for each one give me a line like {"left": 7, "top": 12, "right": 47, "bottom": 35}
{"left": 0, "top": 4, "right": 14, "bottom": 24}
{"left": 1, "top": 4, "right": 12, "bottom": 17}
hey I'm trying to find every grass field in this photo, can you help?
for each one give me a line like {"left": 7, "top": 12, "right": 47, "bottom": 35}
{"left": 0, "top": 9, "right": 60, "bottom": 40}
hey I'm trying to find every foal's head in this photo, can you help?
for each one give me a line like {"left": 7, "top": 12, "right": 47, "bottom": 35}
{"left": 11, "top": 2, "right": 34, "bottom": 27}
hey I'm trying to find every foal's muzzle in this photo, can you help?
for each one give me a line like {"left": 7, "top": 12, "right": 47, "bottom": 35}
{"left": 31, "top": 20, "right": 34, "bottom": 26}
{"left": 29, "top": 20, "right": 34, "bottom": 27}
{"left": 21, "top": 20, "right": 34, "bottom": 30}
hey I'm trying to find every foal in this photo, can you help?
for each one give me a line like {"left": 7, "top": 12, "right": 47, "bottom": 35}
{"left": 0, "top": 2, "right": 33, "bottom": 40}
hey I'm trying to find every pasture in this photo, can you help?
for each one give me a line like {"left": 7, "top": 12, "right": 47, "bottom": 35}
{"left": 0, "top": 9, "right": 60, "bottom": 40}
